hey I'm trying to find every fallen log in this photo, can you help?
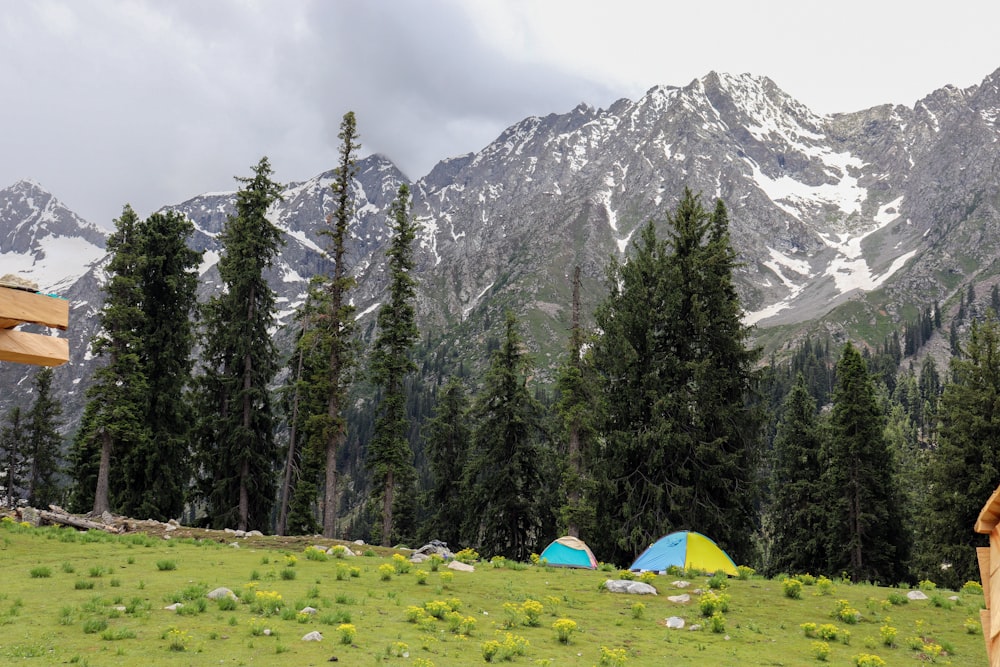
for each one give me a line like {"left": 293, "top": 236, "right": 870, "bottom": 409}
{"left": 35, "top": 508, "right": 121, "bottom": 533}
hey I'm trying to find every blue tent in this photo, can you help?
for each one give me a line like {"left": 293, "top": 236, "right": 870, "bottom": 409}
{"left": 539, "top": 536, "right": 598, "bottom": 569}
{"left": 629, "top": 531, "right": 738, "bottom": 576}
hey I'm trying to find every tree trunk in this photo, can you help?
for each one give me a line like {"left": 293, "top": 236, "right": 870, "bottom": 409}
{"left": 381, "top": 469, "right": 394, "bottom": 547}
{"left": 322, "top": 434, "right": 338, "bottom": 538}
{"left": 238, "top": 458, "right": 249, "bottom": 532}
{"left": 93, "top": 430, "right": 111, "bottom": 515}
{"left": 277, "top": 342, "right": 306, "bottom": 536}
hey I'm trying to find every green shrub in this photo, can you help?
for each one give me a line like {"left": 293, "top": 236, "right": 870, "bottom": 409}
{"left": 736, "top": 565, "right": 755, "bottom": 580}
{"left": 454, "top": 548, "right": 479, "bottom": 564}
{"left": 815, "top": 576, "right": 834, "bottom": 596}
{"left": 708, "top": 610, "right": 726, "bottom": 633}
{"left": 75, "top": 580, "right": 95, "bottom": 590}
{"left": 885, "top": 591, "right": 908, "bottom": 606}
{"left": 707, "top": 571, "right": 728, "bottom": 589}
{"left": 835, "top": 599, "right": 861, "bottom": 624}
{"left": 29, "top": 566, "right": 51, "bottom": 578}
{"left": 811, "top": 640, "right": 830, "bottom": 661}
{"left": 879, "top": 622, "right": 896, "bottom": 647}
{"left": 553, "top": 617, "right": 577, "bottom": 643}
{"left": 82, "top": 618, "right": 108, "bottom": 634}
{"left": 698, "top": 589, "right": 730, "bottom": 616}
{"left": 782, "top": 577, "right": 803, "bottom": 599}
{"left": 852, "top": 654, "right": 886, "bottom": 667}
{"left": 961, "top": 580, "right": 984, "bottom": 596}
{"left": 155, "top": 560, "right": 177, "bottom": 572}
{"left": 337, "top": 622, "right": 356, "bottom": 645}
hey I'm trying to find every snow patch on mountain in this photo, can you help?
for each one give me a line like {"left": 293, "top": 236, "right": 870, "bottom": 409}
{"left": 748, "top": 150, "right": 865, "bottom": 220}
{"left": 0, "top": 236, "right": 104, "bottom": 292}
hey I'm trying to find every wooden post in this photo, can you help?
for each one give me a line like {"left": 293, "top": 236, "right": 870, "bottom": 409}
{"left": 974, "top": 484, "right": 1000, "bottom": 666}
{"left": 0, "top": 285, "right": 69, "bottom": 366}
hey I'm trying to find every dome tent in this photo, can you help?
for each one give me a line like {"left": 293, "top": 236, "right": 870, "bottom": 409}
{"left": 628, "top": 531, "right": 738, "bottom": 576}
{"left": 539, "top": 536, "right": 598, "bottom": 569}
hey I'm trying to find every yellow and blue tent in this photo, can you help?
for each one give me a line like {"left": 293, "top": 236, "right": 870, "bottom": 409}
{"left": 539, "top": 536, "right": 598, "bottom": 569}
{"left": 628, "top": 531, "right": 738, "bottom": 576}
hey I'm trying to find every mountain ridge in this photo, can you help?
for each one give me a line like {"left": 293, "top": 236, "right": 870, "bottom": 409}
{"left": 5, "top": 66, "right": 1000, "bottom": 433}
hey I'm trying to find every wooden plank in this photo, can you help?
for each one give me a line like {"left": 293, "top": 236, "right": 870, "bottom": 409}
{"left": 992, "top": 530, "right": 1000, "bottom": 640}
{"left": 981, "top": 547, "right": 992, "bottom": 608}
{"left": 982, "top": 609, "right": 993, "bottom": 662}
{"left": 0, "top": 317, "right": 19, "bottom": 330}
{"left": 0, "top": 287, "right": 68, "bottom": 330}
{"left": 0, "top": 328, "right": 68, "bottom": 366}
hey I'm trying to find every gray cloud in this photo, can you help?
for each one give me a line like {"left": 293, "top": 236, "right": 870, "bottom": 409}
{"left": 1, "top": 0, "right": 997, "bottom": 229}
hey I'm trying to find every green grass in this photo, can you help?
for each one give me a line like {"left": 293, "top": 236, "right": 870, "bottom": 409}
{"left": 0, "top": 519, "right": 987, "bottom": 665}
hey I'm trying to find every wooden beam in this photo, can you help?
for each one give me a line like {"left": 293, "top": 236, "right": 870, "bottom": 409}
{"left": 0, "top": 287, "right": 69, "bottom": 330}
{"left": 978, "top": 484, "right": 1000, "bottom": 534}
{"left": 0, "top": 328, "right": 69, "bottom": 366}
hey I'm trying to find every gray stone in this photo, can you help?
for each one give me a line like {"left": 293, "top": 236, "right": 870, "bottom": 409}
{"left": 302, "top": 631, "right": 323, "bottom": 641}
{"left": 207, "top": 587, "right": 236, "bottom": 600}
{"left": 604, "top": 580, "right": 658, "bottom": 595}
{"left": 666, "top": 616, "right": 685, "bottom": 629}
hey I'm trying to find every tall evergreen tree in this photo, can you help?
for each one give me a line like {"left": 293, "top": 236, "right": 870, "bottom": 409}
{"left": 310, "top": 111, "right": 360, "bottom": 538}
{"left": 368, "top": 183, "right": 420, "bottom": 546}
{"left": 463, "top": 312, "right": 553, "bottom": 561}
{"left": 590, "top": 190, "right": 762, "bottom": 565}
{"left": 921, "top": 318, "right": 1000, "bottom": 587}
{"left": 766, "top": 374, "right": 827, "bottom": 575}
{"left": 116, "top": 210, "right": 200, "bottom": 521}
{"left": 420, "top": 376, "right": 471, "bottom": 548}
{"left": 1, "top": 406, "right": 25, "bottom": 508}
{"left": 196, "top": 157, "right": 284, "bottom": 531}
{"left": 68, "top": 204, "right": 149, "bottom": 515}
{"left": 554, "top": 266, "right": 598, "bottom": 537}
{"left": 25, "top": 368, "right": 63, "bottom": 506}
{"left": 823, "top": 342, "right": 908, "bottom": 582}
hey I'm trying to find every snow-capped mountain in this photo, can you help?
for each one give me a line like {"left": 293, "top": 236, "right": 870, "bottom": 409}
{"left": 5, "top": 67, "right": 1000, "bottom": 433}
{"left": 0, "top": 180, "right": 106, "bottom": 292}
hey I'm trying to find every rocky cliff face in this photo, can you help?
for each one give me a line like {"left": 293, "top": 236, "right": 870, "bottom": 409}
{"left": 4, "top": 67, "right": 1000, "bottom": 433}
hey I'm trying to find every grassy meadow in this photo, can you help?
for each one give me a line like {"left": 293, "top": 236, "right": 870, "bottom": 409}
{"left": 0, "top": 517, "right": 988, "bottom": 666}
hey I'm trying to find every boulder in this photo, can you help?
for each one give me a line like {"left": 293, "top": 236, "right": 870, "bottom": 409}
{"left": 604, "top": 580, "right": 658, "bottom": 595}
{"left": 667, "top": 594, "right": 690, "bottom": 603}
{"left": 907, "top": 590, "right": 929, "bottom": 600}
{"left": 302, "top": 631, "right": 323, "bottom": 641}
{"left": 207, "top": 587, "right": 236, "bottom": 600}
{"left": 666, "top": 616, "right": 685, "bottom": 629}
{"left": 447, "top": 560, "right": 475, "bottom": 572}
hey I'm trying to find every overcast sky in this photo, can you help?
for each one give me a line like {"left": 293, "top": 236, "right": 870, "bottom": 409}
{"left": 3, "top": 0, "right": 999, "bottom": 228}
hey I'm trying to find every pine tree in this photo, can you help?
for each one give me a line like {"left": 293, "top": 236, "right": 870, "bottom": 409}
{"left": 767, "top": 374, "right": 827, "bottom": 575}
{"left": 196, "top": 157, "right": 284, "bottom": 532}
{"left": 116, "top": 210, "right": 200, "bottom": 521}
{"left": 310, "top": 111, "right": 360, "bottom": 538}
{"left": 554, "top": 266, "right": 598, "bottom": 537}
{"left": 823, "top": 342, "right": 908, "bottom": 582}
{"left": 590, "top": 190, "right": 762, "bottom": 565}
{"left": 1, "top": 406, "right": 25, "bottom": 507}
{"left": 69, "top": 204, "right": 150, "bottom": 515}
{"left": 420, "top": 376, "right": 471, "bottom": 548}
{"left": 25, "top": 368, "right": 63, "bottom": 506}
{"left": 367, "top": 183, "right": 420, "bottom": 546}
{"left": 463, "top": 312, "right": 553, "bottom": 561}
{"left": 921, "top": 317, "right": 1000, "bottom": 587}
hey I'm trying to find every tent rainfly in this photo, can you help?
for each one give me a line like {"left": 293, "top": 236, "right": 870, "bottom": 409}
{"left": 539, "top": 536, "right": 598, "bottom": 569}
{"left": 629, "top": 531, "right": 739, "bottom": 576}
